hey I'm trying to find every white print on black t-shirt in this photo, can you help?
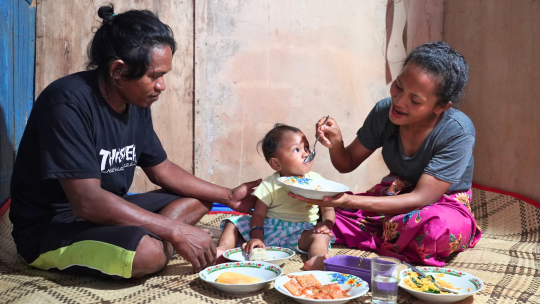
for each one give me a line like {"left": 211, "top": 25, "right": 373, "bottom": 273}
{"left": 99, "top": 145, "right": 137, "bottom": 173}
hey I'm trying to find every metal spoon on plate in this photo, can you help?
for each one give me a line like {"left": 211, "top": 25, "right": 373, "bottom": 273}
{"left": 403, "top": 261, "right": 459, "bottom": 294}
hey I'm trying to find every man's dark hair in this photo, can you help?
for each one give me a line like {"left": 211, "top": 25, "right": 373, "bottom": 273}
{"left": 403, "top": 41, "right": 469, "bottom": 107}
{"left": 257, "top": 123, "right": 302, "bottom": 162}
{"left": 86, "top": 4, "right": 177, "bottom": 80}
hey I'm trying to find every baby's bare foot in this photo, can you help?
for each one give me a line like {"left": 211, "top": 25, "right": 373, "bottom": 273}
{"left": 303, "top": 254, "right": 330, "bottom": 271}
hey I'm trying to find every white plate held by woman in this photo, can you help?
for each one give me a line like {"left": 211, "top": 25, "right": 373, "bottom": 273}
{"left": 199, "top": 261, "right": 283, "bottom": 294}
{"left": 278, "top": 177, "right": 349, "bottom": 200}
{"left": 274, "top": 270, "right": 369, "bottom": 304}
{"left": 223, "top": 246, "right": 295, "bottom": 265}
{"left": 399, "top": 267, "right": 484, "bottom": 303}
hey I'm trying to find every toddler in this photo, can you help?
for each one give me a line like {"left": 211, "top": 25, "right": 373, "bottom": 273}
{"left": 216, "top": 123, "right": 335, "bottom": 270}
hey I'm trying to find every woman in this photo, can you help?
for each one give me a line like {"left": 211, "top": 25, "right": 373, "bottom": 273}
{"left": 290, "top": 41, "right": 481, "bottom": 266}
{"left": 10, "top": 5, "right": 260, "bottom": 279}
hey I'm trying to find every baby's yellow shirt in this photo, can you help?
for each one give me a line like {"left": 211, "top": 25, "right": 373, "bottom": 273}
{"left": 252, "top": 171, "right": 324, "bottom": 224}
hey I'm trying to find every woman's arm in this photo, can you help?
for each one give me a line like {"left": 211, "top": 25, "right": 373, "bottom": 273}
{"left": 289, "top": 173, "right": 452, "bottom": 215}
{"left": 329, "top": 137, "right": 374, "bottom": 173}
{"left": 243, "top": 199, "right": 269, "bottom": 253}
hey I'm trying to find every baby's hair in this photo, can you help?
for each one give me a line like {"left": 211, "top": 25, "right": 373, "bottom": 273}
{"left": 257, "top": 123, "right": 302, "bottom": 162}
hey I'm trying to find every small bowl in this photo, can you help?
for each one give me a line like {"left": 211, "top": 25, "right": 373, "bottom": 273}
{"left": 399, "top": 267, "right": 484, "bottom": 303}
{"left": 277, "top": 177, "right": 349, "bottom": 200}
{"left": 223, "top": 246, "right": 296, "bottom": 265}
{"left": 199, "top": 261, "right": 283, "bottom": 294}
{"left": 274, "top": 271, "right": 369, "bottom": 304}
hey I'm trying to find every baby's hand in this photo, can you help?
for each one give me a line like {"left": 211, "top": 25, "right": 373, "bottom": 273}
{"left": 313, "top": 222, "right": 333, "bottom": 237}
{"left": 242, "top": 238, "right": 266, "bottom": 254}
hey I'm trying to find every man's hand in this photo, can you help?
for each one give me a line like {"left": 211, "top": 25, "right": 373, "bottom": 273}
{"left": 226, "top": 179, "right": 262, "bottom": 214}
{"left": 242, "top": 238, "right": 266, "bottom": 254}
{"left": 171, "top": 223, "right": 216, "bottom": 272}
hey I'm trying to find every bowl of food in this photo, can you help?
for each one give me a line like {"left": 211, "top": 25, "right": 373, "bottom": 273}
{"left": 223, "top": 246, "right": 295, "bottom": 265}
{"left": 278, "top": 177, "right": 349, "bottom": 200}
{"left": 199, "top": 261, "right": 283, "bottom": 294}
{"left": 399, "top": 267, "right": 484, "bottom": 303}
{"left": 274, "top": 271, "right": 369, "bottom": 304}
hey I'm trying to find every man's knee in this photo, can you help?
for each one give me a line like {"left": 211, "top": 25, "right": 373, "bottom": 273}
{"left": 186, "top": 198, "right": 213, "bottom": 213}
{"left": 160, "top": 198, "right": 212, "bottom": 225}
{"left": 131, "top": 235, "right": 168, "bottom": 278}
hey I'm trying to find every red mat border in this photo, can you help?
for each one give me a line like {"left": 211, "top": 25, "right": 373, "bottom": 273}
{"left": 472, "top": 183, "right": 540, "bottom": 209}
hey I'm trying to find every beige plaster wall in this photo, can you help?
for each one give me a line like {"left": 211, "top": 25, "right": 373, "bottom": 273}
{"left": 35, "top": 0, "right": 194, "bottom": 193}
{"left": 444, "top": 1, "right": 540, "bottom": 202}
{"left": 193, "top": 0, "right": 446, "bottom": 192}
{"left": 194, "top": 0, "right": 400, "bottom": 192}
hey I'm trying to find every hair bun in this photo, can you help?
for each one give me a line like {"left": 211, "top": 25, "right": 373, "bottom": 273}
{"left": 98, "top": 5, "right": 115, "bottom": 22}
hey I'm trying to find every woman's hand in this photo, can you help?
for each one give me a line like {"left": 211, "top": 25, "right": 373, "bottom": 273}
{"left": 242, "top": 238, "right": 266, "bottom": 254}
{"left": 288, "top": 191, "right": 351, "bottom": 208}
{"left": 315, "top": 117, "right": 343, "bottom": 149}
{"left": 226, "top": 179, "right": 262, "bottom": 214}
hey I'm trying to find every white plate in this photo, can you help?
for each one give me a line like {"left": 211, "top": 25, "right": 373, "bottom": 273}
{"left": 274, "top": 271, "right": 369, "bottom": 304}
{"left": 223, "top": 246, "right": 296, "bottom": 265}
{"left": 199, "top": 261, "right": 283, "bottom": 294}
{"left": 399, "top": 267, "right": 484, "bottom": 303}
{"left": 277, "top": 177, "right": 349, "bottom": 200}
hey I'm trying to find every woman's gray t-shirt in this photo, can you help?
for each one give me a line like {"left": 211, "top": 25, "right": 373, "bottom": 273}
{"left": 357, "top": 98, "right": 475, "bottom": 191}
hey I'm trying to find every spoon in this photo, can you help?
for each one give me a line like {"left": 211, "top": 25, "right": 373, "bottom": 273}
{"left": 303, "top": 115, "right": 330, "bottom": 164}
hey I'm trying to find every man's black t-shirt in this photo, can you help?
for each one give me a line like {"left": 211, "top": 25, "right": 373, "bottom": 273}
{"left": 10, "top": 71, "right": 167, "bottom": 257}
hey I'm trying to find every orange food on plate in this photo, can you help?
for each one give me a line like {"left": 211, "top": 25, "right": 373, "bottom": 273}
{"left": 319, "top": 283, "right": 349, "bottom": 299}
{"left": 215, "top": 272, "right": 261, "bottom": 284}
{"left": 283, "top": 274, "right": 350, "bottom": 300}
{"left": 283, "top": 277, "right": 303, "bottom": 296}
{"left": 296, "top": 273, "right": 321, "bottom": 288}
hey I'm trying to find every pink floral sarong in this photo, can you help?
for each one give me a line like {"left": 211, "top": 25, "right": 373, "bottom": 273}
{"left": 331, "top": 175, "right": 482, "bottom": 266}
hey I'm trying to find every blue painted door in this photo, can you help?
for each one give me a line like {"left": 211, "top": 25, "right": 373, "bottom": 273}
{"left": 0, "top": 0, "right": 35, "bottom": 209}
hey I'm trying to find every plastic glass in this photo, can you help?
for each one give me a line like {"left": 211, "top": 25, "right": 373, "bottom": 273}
{"left": 371, "top": 256, "right": 400, "bottom": 304}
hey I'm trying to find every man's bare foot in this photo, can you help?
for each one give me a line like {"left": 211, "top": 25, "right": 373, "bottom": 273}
{"left": 303, "top": 254, "right": 330, "bottom": 270}
{"left": 215, "top": 246, "right": 229, "bottom": 265}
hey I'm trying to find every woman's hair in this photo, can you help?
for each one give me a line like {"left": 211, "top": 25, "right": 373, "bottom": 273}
{"left": 403, "top": 41, "right": 468, "bottom": 107}
{"left": 86, "top": 4, "right": 177, "bottom": 80}
{"left": 257, "top": 123, "right": 302, "bottom": 162}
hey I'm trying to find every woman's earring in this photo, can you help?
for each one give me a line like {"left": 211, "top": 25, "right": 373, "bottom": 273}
{"left": 112, "top": 78, "right": 123, "bottom": 89}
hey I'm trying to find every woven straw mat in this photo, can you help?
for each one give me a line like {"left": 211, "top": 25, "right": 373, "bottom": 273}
{"left": 0, "top": 187, "right": 539, "bottom": 303}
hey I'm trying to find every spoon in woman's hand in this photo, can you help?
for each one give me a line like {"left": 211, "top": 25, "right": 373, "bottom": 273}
{"left": 303, "top": 115, "right": 330, "bottom": 164}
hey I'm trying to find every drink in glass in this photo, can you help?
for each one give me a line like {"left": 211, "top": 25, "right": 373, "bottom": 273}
{"left": 371, "top": 256, "right": 400, "bottom": 304}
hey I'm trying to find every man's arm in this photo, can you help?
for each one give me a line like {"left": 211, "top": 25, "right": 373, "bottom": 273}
{"left": 143, "top": 159, "right": 261, "bottom": 213}
{"left": 143, "top": 159, "right": 232, "bottom": 205}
